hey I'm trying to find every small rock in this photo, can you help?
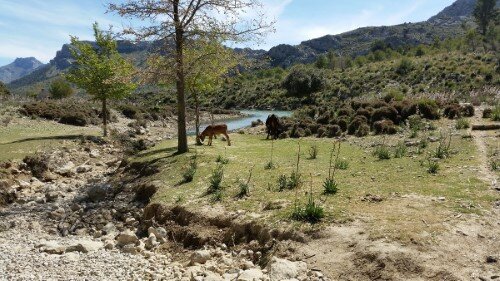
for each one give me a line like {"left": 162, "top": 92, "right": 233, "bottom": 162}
{"left": 116, "top": 229, "right": 138, "bottom": 246}
{"left": 190, "top": 250, "right": 211, "bottom": 265}
{"left": 66, "top": 240, "right": 104, "bottom": 253}
{"left": 76, "top": 165, "right": 93, "bottom": 173}
{"left": 267, "top": 257, "right": 307, "bottom": 280}
{"left": 486, "top": 256, "right": 498, "bottom": 263}
{"left": 89, "top": 150, "right": 100, "bottom": 158}
{"left": 238, "top": 268, "right": 264, "bottom": 281}
{"left": 38, "top": 241, "right": 66, "bottom": 255}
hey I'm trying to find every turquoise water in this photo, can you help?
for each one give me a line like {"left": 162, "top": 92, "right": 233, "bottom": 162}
{"left": 189, "top": 110, "right": 292, "bottom": 134}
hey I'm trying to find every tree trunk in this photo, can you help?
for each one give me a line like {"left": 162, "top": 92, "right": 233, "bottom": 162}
{"left": 194, "top": 93, "right": 202, "bottom": 145}
{"left": 174, "top": 1, "right": 188, "bottom": 153}
{"left": 102, "top": 98, "right": 107, "bottom": 137}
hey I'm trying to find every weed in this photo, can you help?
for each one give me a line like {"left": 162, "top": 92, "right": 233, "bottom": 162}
{"left": 288, "top": 171, "right": 302, "bottom": 189}
{"left": 264, "top": 161, "right": 275, "bottom": 170}
{"left": 216, "top": 155, "right": 229, "bottom": 164}
{"left": 207, "top": 164, "right": 224, "bottom": 194}
{"left": 292, "top": 177, "right": 324, "bottom": 223}
{"left": 237, "top": 166, "right": 254, "bottom": 198}
{"left": 181, "top": 159, "right": 197, "bottom": 183}
{"left": 308, "top": 145, "right": 318, "bottom": 160}
{"left": 491, "top": 105, "right": 500, "bottom": 121}
{"left": 427, "top": 160, "right": 440, "bottom": 174}
{"left": 335, "top": 159, "right": 349, "bottom": 170}
{"left": 175, "top": 195, "right": 185, "bottom": 203}
{"left": 373, "top": 144, "right": 391, "bottom": 160}
{"left": 210, "top": 190, "right": 223, "bottom": 202}
{"left": 491, "top": 159, "right": 499, "bottom": 171}
{"left": 408, "top": 115, "right": 423, "bottom": 131}
{"left": 265, "top": 139, "right": 275, "bottom": 169}
{"left": 278, "top": 175, "right": 288, "bottom": 191}
{"left": 410, "top": 129, "right": 418, "bottom": 138}
{"left": 433, "top": 132, "right": 452, "bottom": 159}
{"left": 323, "top": 178, "right": 338, "bottom": 194}
{"left": 394, "top": 141, "right": 407, "bottom": 158}
{"left": 455, "top": 118, "right": 470, "bottom": 130}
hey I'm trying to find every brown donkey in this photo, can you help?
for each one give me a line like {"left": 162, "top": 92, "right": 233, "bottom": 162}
{"left": 199, "top": 124, "right": 231, "bottom": 146}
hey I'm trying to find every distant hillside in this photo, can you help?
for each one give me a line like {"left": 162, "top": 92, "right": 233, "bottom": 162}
{"left": 8, "top": 0, "right": 493, "bottom": 93}
{"left": 0, "top": 57, "right": 44, "bottom": 83}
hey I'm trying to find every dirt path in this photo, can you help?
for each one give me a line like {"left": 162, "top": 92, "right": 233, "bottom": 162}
{"left": 470, "top": 107, "right": 498, "bottom": 189}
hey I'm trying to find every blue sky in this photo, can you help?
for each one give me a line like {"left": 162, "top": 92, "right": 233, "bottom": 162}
{"left": 0, "top": 0, "right": 456, "bottom": 66}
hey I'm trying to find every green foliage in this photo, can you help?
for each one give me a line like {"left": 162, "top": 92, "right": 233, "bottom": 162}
{"left": 427, "top": 160, "right": 440, "bottom": 174}
{"left": 491, "top": 105, "right": 500, "bottom": 121}
{"left": 277, "top": 172, "right": 302, "bottom": 191}
{"left": 278, "top": 174, "right": 288, "bottom": 191}
{"left": 455, "top": 118, "right": 470, "bottom": 130}
{"left": 282, "top": 65, "right": 326, "bottom": 97}
{"left": 0, "top": 82, "right": 10, "bottom": 97}
{"left": 323, "top": 178, "right": 338, "bottom": 195}
{"left": 216, "top": 155, "right": 229, "bottom": 164}
{"left": 473, "top": 0, "right": 498, "bottom": 35}
{"left": 334, "top": 159, "right": 349, "bottom": 170}
{"left": 374, "top": 144, "right": 391, "bottom": 160}
{"left": 408, "top": 115, "right": 423, "bottom": 131}
{"left": 49, "top": 78, "right": 74, "bottom": 99}
{"left": 394, "top": 141, "right": 407, "bottom": 158}
{"left": 396, "top": 57, "right": 414, "bottom": 75}
{"left": 433, "top": 133, "right": 452, "bottom": 159}
{"left": 291, "top": 192, "right": 324, "bottom": 223}
{"left": 67, "top": 23, "right": 136, "bottom": 101}
{"left": 181, "top": 159, "right": 197, "bottom": 183}
{"left": 207, "top": 164, "right": 224, "bottom": 194}
{"left": 308, "top": 145, "right": 318, "bottom": 159}
{"left": 491, "top": 159, "right": 499, "bottom": 171}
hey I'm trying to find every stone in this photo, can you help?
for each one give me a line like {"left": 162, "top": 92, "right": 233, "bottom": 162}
{"left": 268, "top": 257, "right": 307, "bottom": 280}
{"left": 122, "top": 244, "right": 139, "bottom": 254}
{"left": 86, "top": 183, "right": 111, "bottom": 202}
{"left": 190, "top": 250, "right": 211, "bottom": 265}
{"left": 148, "top": 226, "right": 167, "bottom": 239}
{"left": 38, "top": 241, "right": 66, "bottom": 255}
{"left": 17, "top": 180, "right": 30, "bottom": 189}
{"left": 66, "top": 240, "right": 104, "bottom": 253}
{"left": 116, "top": 229, "right": 138, "bottom": 246}
{"left": 89, "top": 150, "right": 100, "bottom": 158}
{"left": 102, "top": 222, "right": 117, "bottom": 235}
{"left": 76, "top": 165, "right": 93, "bottom": 173}
{"left": 145, "top": 234, "right": 160, "bottom": 250}
{"left": 45, "top": 191, "right": 59, "bottom": 202}
{"left": 55, "top": 161, "right": 76, "bottom": 177}
{"left": 238, "top": 268, "right": 264, "bottom": 281}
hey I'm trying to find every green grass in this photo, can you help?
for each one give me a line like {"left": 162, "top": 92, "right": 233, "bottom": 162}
{"left": 133, "top": 133, "right": 495, "bottom": 235}
{"left": 0, "top": 119, "right": 98, "bottom": 162}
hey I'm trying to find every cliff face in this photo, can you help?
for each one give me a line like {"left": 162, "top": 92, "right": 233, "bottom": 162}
{"left": 0, "top": 57, "right": 44, "bottom": 83}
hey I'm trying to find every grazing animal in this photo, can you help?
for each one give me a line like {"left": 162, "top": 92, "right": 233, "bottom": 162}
{"left": 266, "top": 114, "right": 281, "bottom": 140}
{"left": 199, "top": 124, "right": 231, "bottom": 146}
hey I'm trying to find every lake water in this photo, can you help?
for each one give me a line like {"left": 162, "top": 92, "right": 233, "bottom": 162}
{"left": 189, "top": 110, "right": 292, "bottom": 134}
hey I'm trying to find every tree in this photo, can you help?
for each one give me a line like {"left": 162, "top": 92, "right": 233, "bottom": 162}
{"left": 67, "top": 23, "right": 136, "bottom": 136}
{"left": 0, "top": 82, "right": 10, "bottom": 97}
{"left": 146, "top": 37, "right": 241, "bottom": 145}
{"left": 109, "top": 0, "right": 273, "bottom": 154}
{"left": 49, "top": 77, "right": 74, "bottom": 99}
{"left": 315, "top": 55, "right": 328, "bottom": 69}
{"left": 473, "top": 0, "right": 498, "bottom": 35}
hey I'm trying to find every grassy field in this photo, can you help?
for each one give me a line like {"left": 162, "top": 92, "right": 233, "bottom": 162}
{"left": 0, "top": 117, "right": 98, "bottom": 162}
{"left": 134, "top": 122, "right": 497, "bottom": 242}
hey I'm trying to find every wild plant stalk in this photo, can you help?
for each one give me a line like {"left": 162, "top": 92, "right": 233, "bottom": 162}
{"left": 265, "top": 139, "right": 275, "bottom": 170}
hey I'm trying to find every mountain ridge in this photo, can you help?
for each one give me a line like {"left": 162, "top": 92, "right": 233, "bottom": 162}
{"left": 0, "top": 57, "right": 44, "bottom": 84}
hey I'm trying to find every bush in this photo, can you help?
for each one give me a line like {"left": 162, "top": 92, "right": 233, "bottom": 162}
{"left": 59, "top": 112, "right": 88, "bottom": 126}
{"left": 443, "top": 104, "right": 462, "bottom": 119}
{"left": 355, "top": 124, "right": 370, "bottom": 137}
{"left": 491, "top": 105, "right": 500, "bottom": 121}
{"left": 355, "top": 108, "right": 372, "bottom": 120}
{"left": 373, "top": 120, "right": 397, "bottom": 135}
{"left": 455, "top": 118, "right": 470, "bottom": 130}
{"left": 407, "top": 115, "right": 423, "bottom": 131}
{"left": 396, "top": 57, "right": 414, "bottom": 75}
{"left": 282, "top": 66, "right": 326, "bottom": 97}
{"left": 373, "top": 145, "right": 391, "bottom": 160}
{"left": 337, "top": 107, "right": 354, "bottom": 118}
{"left": 417, "top": 99, "right": 440, "bottom": 120}
{"left": 482, "top": 108, "right": 492, "bottom": 118}
{"left": 326, "top": 125, "right": 342, "bottom": 137}
{"left": 134, "top": 183, "right": 158, "bottom": 203}
{"left": 461, "top": 104, "right": 474, "bottom": 117}
{"left": 348, "top": 115, "right": 368, "bottom": 135}
{"left": 370, "top": 106, "right": 399, "bottom": 124}
{"left": 207, "top": 164, "right": 224, "bottom": 194}
{"left": 119, "top": 104, "right": 141, "bottom": 119}
{"left": 394, "top": 141, "right": 407, "bottom": 158}
{"left": 336, "top": 118, "right": 349, "bottom": 132}
{"left": 23, "top": 154, "right": 49, "bottom": 178}
{"left": 49, "top": 78, "right": 74, "bottom": 99}
{"left": 323, "top": 178, "right": 338, "bottom": 195}
{"left": 427, "top": 160, "right": 439, "bottom": 174}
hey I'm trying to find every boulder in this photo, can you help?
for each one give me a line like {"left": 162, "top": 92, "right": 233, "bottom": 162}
{"left": 55, "top": 161, "right": 76, "bottom": 177}
{"left": 268, "top": 257, "right": 307, "bottom": 280}
{"left": 66, "top": 240, "right": 103, "bottom": 253}
{"left": 116, "top": 229, "right": 138, "bottom": 246}
{"left": 190, "top": 250, "right": 211, "bottom": 265}
{"left": 38, "top": 241, "right": 66, "bottom": 255}
{"left": 238, "top": 268, "right": 264, "bottom": 281}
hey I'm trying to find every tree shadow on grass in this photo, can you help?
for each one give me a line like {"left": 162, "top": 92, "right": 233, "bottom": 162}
{"left": 5, "top": 134, "right": 87, "bottom": 144}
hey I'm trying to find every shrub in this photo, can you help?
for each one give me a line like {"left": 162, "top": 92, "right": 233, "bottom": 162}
{"left": 394, "top": 141, "right": 407, "bottom": 158}
{"left": 443, "top": 104, "right": 461, "bottom": 119}
{"left": 355, "top": 108, "right": 372, "bottom": 120}
{"left": 427, "top": 160, "right": 440, "bottom": 174}
{"left": 317, "top": 126, "right": 326, "bottom": 138}
{"left": 134, "top": 183, "right": 158, "bottom": 203}
{"left": 455, "top": 118, "right": 470, "bottom": 130}
{"left": 326, "top": 125, "right": 342, "bottom": 137}
{"left": 373, "top": 145, "right": 391, "bottom": 160}
{"left": 182, "top": 159, "right": 197, "bottom": 183}
{"left": 491, "top": 105, "right": 500, "bottom": 121}
{"left": 49, "top": 78, "right": 74, "bottom": 99}
{"left": 237, "top": 182, "right": 250, "bottom": 198}
{"left": 373, "top": 120, "right": 397, "bottom": 135}
{"left": 433, "top": 133, "right": 452, "bottom": 159}
{"left": 461, "top": 104, "right": 474, "bottom": 117}
{"left": 408, "top": 115, "right": 423, "bottom": 131}
{"left": 291, "top": 194, "right": 324, "bottom": 223}
{"left": 336, "top": 118, "right": 349, "bottom": 132}
{"left": 355, "top": 124, "right": 370, "bottom": 137}
{"left": 337, "top": 107, "right": 354, "bottom": 118}
{"left": 308, "top": 145, "right": 318, "bottom": 159}
{"left": 396, "top": 57, "right": 414, "bottom": 75}
{"left": 207, "top": 164, "right": 224, "bottom": 194}
{"left": 482, "top": 108, "right": 492, "bottom": 118}
{"left": 335, "top": 159, "right": 349, "bottom": 170}
{"left": 288, "top": 171, "right": 301, "bottom": 189}
{"left": 23, "top": 154, "right": 49, "bottom": 178}
{"left": 348, "top": 115, "right": 368, "bottom": 135}
{"left": 290, "top": 126, "right": 306, "bottom": 138}
{"left": 119, "top": 104, "right": 141, "bottom": 119}
{"left": 282, "top": 66, "right": 326, "bottom": 97}
{"left": 278, "top": 175, "right": 288, "bottom": 191}
{"left": 323, "top": 178, "right": 338, "bottom": 195}
{"left": 417, "top": 99, "right": 440, "bottom": 120}
{"left": 370, "top": 106, "right": 399, "bottom": 124}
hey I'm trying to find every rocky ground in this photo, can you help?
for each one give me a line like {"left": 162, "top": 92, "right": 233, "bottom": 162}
{"left": 0, "top": 132, "right": 328, "bottom": 280}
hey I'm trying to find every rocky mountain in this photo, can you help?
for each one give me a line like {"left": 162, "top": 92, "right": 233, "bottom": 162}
{"left": 0, "top": 57, "right": 44, "bottom": 84}
{"left": 8, "top": 0, "right": 493, "bottom": 92}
